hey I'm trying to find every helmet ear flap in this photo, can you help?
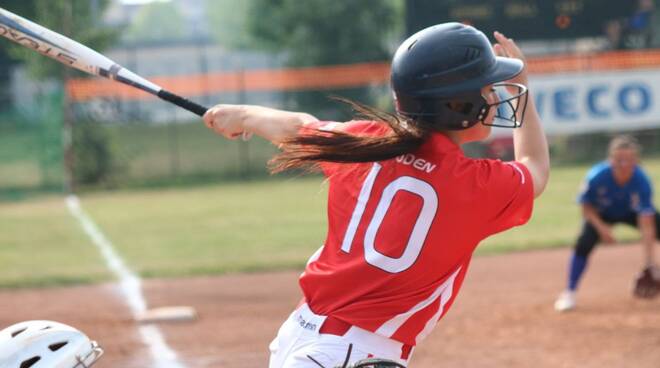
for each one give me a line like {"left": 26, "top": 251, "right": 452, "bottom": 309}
{"left": 396, "top": 92, "right": 489, "bottom": 130}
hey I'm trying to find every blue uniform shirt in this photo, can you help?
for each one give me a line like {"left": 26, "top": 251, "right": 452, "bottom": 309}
{"left": 578, "top": 161, "right": 655, "bottom": 220}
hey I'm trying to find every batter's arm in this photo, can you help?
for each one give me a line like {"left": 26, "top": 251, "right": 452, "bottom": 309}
{"left": 203, "top": 104, "right": 319, "bottom": 145}
{"left": 638, "top": 213, "right": 657, "bottom": 267}
{"left": 493, "top": 32, "right": 549, "bottom": 198}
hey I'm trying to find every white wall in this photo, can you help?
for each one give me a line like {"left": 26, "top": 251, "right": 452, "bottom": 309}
{"left": 493, "top": 68, "right": 660, "bottom": 137}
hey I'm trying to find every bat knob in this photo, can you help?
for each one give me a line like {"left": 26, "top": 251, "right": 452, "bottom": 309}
{"left": 241, "top": 132, "right": 253, "bottom": 141}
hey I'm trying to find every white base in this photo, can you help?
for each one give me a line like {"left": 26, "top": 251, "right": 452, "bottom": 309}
{"left": 136, "top": 306, "right": 197, "bottom": 323}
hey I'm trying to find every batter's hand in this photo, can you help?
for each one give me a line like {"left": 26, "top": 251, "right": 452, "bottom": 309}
{"left": 493, "top": 31, "right": 528, "bottom": 87}
{"left": 203, "top": 104, "right": 250, "bottom": 140}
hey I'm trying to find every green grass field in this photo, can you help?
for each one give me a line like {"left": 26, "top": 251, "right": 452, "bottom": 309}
{"left": 0, "top": 124, "right": 53, "bottom": 189}
{"left": 0, "top": 197, "right": 112, "bottom": 288}
{"left": 2, "top": 158, "right": 659, "bottom": 288}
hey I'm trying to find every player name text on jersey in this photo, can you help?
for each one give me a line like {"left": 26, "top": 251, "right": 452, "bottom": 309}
{"left": 395, "top": 153, "right": 436, "bottom": 173}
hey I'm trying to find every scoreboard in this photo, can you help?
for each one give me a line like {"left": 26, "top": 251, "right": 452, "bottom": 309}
{"left": 406, "top": 0, "right": 636, "bottom": 40}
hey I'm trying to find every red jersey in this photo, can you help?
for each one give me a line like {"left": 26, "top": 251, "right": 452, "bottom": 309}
{"left": 299, "top": 120, "right": 534, "bottom": 346}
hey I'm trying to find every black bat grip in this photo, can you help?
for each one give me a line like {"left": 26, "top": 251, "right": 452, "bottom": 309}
{"left": 157, "top": 89, "right": 208, "bottom": 117}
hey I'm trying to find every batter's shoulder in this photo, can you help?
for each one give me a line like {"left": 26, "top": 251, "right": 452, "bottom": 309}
{"left": 459, "top": 158, "right": 525, "bottom": 187}
{"left": 342, "top": 120, "right": 392, "bottom": 136}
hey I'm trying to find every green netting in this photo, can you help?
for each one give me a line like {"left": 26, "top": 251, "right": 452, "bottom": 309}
{"left": 0, "top": 88, "right": 64, "bottom": 200}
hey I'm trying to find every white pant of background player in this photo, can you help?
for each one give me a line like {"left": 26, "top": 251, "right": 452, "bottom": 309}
{"left": 269, "top": 303, "right": 410, "bottom": 368}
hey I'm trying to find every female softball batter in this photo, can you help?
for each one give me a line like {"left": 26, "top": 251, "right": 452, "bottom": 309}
{"left": 204, "top": 23, "right": 549, "bottom": 368}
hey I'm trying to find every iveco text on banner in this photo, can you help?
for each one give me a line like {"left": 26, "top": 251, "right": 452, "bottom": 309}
{"left": 527, "top": 69, "right": 658, "bottom": 136}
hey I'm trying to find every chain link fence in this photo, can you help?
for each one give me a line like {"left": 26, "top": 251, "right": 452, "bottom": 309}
{"left": 0, "top": 87, "right": 64, "bottom": 200}
{"left": 68, "top": 96, "right": 282, "bottom": 190}
{"left": 5, "top": 45, "right": 660, "bottom": 200}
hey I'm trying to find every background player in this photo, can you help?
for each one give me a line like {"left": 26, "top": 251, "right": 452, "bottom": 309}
{"left": 204, "top": 23, "right": 549, "bottom": 367}
{"left": 554, "top": 135, "right": 660, "bottom": 312}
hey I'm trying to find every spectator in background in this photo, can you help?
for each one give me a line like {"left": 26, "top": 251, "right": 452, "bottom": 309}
{"left": 622, "top": 0, "right": 657, "bottom": 49}
{"left": 604, "top": 19, "right": 624, "bottom": 50}
{"left": 554, "top": 135, "right": 660, "bottom": 312}
{"left": 604, "top": 0, "right": 658, "bottom": 50}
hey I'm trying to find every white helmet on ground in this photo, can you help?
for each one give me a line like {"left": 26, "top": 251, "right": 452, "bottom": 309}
{"left": 0, "top": 320, "right": 103, "bottom": 368}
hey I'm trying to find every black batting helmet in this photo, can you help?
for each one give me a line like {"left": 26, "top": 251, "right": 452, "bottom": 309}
{"left": 391, "top": 23, "right": 528, "bottom": 130}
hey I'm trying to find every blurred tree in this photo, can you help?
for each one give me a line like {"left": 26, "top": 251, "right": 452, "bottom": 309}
{"left": 0, "top": 0, "right": 117, "bottom": 79}
{"left": 248, "top": 0, "right": 401, "bottom": 66}
{"left": 73, "top": 121, "right": 123, "bottom": 187}
{"left": 246, "top": 0, "right": 403, "bottom": 118}
{"left": 0, "top": 1, "right": 37, "bottom": 108}
{"left": 123, "top": 1, "right": 188, "bottom": 44}
{"left": 0, "top": 0, "right": 119, "bottom": 189}
{"left": 205, "top": 0, "right": 254, "bottom": 49}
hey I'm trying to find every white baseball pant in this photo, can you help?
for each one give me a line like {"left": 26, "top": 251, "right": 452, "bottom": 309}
{"left": 268, "top": 303, "right": 410, "bottom": 368}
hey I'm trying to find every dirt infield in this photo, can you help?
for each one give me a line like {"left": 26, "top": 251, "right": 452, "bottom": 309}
{"left": 1, "top": 244, "right": 659, "bottom": 367}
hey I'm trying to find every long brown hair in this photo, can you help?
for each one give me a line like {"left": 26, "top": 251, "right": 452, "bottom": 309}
{"left": 268, "top": 98, "right": 433, "bottom": 173}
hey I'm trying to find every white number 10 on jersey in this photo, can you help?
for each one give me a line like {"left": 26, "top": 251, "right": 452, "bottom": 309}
{"left": 341, "top": 163, "right": 438, "bottom": 273}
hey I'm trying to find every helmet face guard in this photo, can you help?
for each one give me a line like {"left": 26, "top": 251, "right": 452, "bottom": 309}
{"left": 482, "top": 83, "right": 528, "bottom": 128}
{"left": 72, "top": 341, "right": 104, "bottom": 368}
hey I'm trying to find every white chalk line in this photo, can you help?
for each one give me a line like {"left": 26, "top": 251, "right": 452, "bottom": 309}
{"left": 66, "top": 195, "right": 187, "bottom": 368}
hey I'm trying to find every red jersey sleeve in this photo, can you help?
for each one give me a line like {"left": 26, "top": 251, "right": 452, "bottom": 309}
{"left": 298, "top": 120, "right": 390, "bottom": 177}
{"left": 475, "top": 160, "right": 534, "bottom": 237}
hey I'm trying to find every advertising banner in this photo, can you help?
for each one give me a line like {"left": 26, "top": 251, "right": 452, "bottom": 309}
{"left": 500, "top": 69, "right": 660, "bottom": 136}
